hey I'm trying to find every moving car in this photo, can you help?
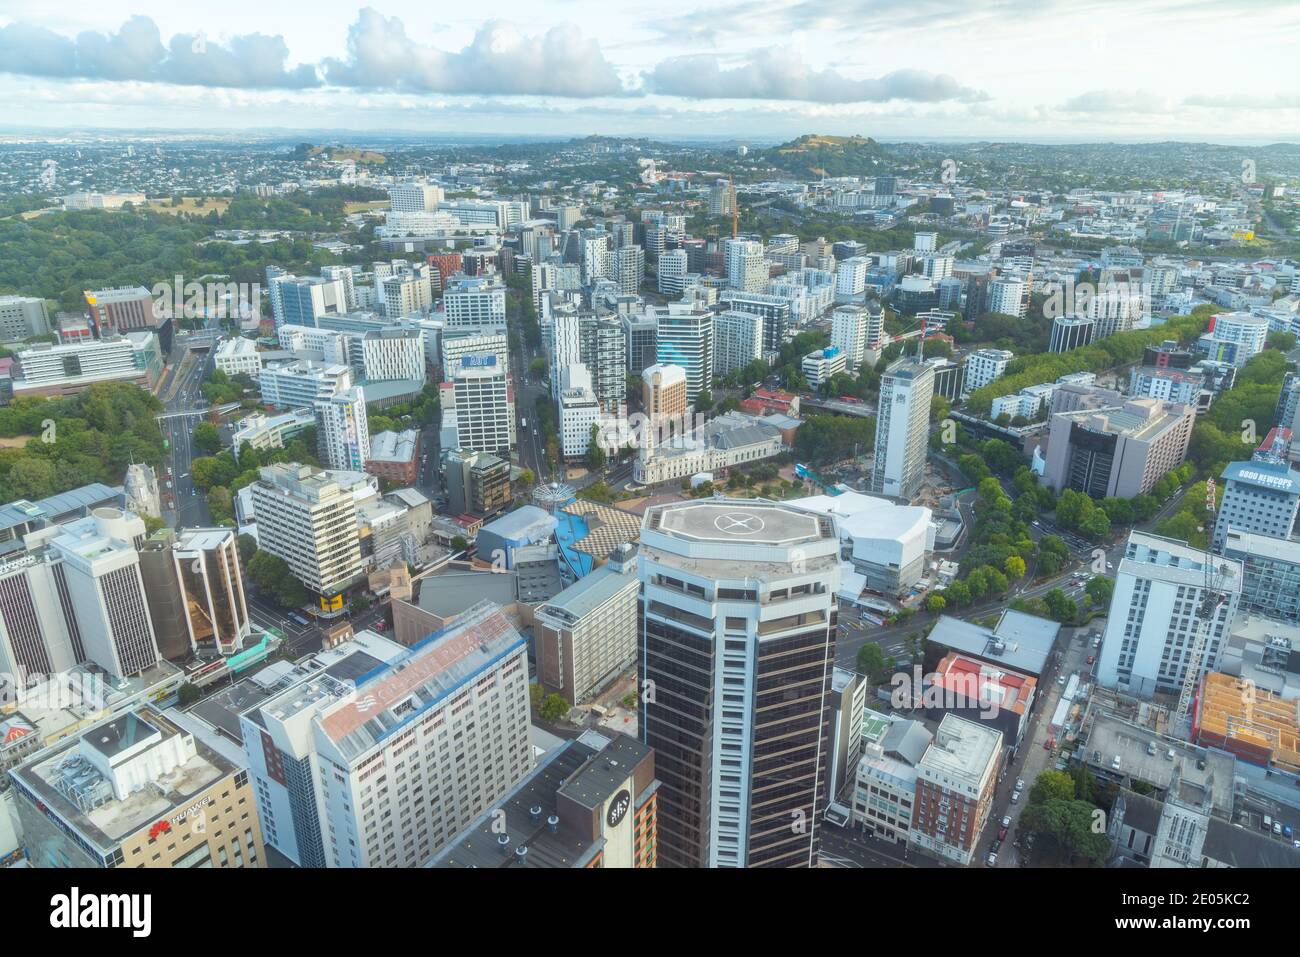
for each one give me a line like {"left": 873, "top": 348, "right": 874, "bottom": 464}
{"left": 986, "top": 852, "right": 997, "bottom": 867}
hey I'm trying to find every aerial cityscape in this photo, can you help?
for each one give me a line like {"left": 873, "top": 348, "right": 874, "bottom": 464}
{"left": 0, "top": 2, "right": 1298, "bottom": 914}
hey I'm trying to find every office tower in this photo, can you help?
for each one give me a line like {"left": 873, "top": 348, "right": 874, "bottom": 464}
{"left": 45, "top": 508, "right": 160, "bottom": 679}
{"left": 0, "top": 545, "right": 83, "bottom": 679}
{"left": 612, "top": 245, "right": 645, "bottom": 296}
{"left": 315, "top": 387, "right": 370, "bottom": 472}
{"left": 986, "top": 277, "right": 1026, "bottom": 317}
{"left": 443, "top": 276, "right": 507, "bottom": 328}
{"left": 11, "top": 707, "right": 265, "bottom": 868}
{"left": 622, "top": 313, "right": 657, "bottom": 374}
{"left": 1049, "top": 315, "right": 1095, "bottom": 353}
{"left": 243, "top": 601, "right": 533, "bottom": 867}
{"left": 560, "top": 385, "right": 602, "bottom": 460}
{"left": 870, "top": 356, "right": 935, "bottom": 501}
{"left": 259, "top": 360, "right": 353, "bottom": 410}
{"left": 275, "top": 276, "right": 347, "bottom": 331}
{"left": 11, "top": 332, "right": 163, "bottom": 399}
{"left": 84, "top": 285, "right": 172, "bottom": 352}
{"left": 388, "top": 182, "right": 445, "bottom": 212}
{"left": 716, "top": 291, "right": 792, "bottom": 353}
{"left": 441, "top": 328, "right": 509, "bottom": 380}
{"left": 250, "top": 465, "right": 365, "bottom": 610}
{"left": 712, "top": 310, "right": 763, "bottom": 377}
{"left": 725, "top": 239, "right": 767, "bottom": 293}
{"left": 963, "top": 348, "right": 1014, "bottom": 394}
{"left": 0, "top": 295, "right": 51, "bottom": 344}
{"left": 642, "top": 364, "right": 687, "bottom": 429}
{"left": 443, "top": 448, "right": 511, "bottom": 517}
{"left": 171, "top": 528, "right": 251, "bottom": 656}
{"left": 658, "top": 249, "right": 688, "bottom": 295}
{"left": 638, "top": 499, "right": 840, "bottom": 867}
{"left": 1220, "top": 529, "right": 1300, "bottom": 621}
{"left": 534, "top": 552, "right": 639, "bottom": 704}
{"left": 440, "top": 363, "right": 515, "bottom": 456}
{"left": 656, "top": 312, "right": 712, "bottom": 403}
{"left": 830, "top": 305, "right": 879, "bottom": 371}
{"left": 908, "top": 714, "right": 1003, "bottom": 866}
{"left": 1043, "top": 399, "right": 1195, "bottom": 499}
{"left": 1097, "top": 532, "right": 1241, "bottom": 697}
{"left": 1212, "top": 459, "right": 1300, "bottom": 551}
{"left": 429, "top": 730, "right": 657, "bottom": 868}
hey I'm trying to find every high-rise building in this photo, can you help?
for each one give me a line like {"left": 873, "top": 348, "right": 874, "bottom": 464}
{"left": 717, "top": 291, "right": 792, "bottom": 353}
{"left": 830, "top": 304, "right": 883, "bottom": 371}
{"left": 622, "top": 312, "right": 658, "bottom": 373}
{"left": 1043, "top": 399, "right": 1195, "bottom": 499}
{"left": 388, "top": 182, "right": 445, "bottom": 212}
{"left": 380, "top": 272, "right": 434, "bottom": 318}
{"left": 725, "top": 239, "right": 767, "bottom": 294}
{"left": 11, "top": 332, "right": 163, "bottom": 399}
{"left": 835, "top": 257, "right": 870, "bottom": 301}
{"left": 259, "top": 360, "right": 353, "bottom": 410}
{"left": 638, "top": 499, "right": 840, "bottom": 867}
{"left": 1097, "top": 531, "right": 1242, "bottom": 698}
{"left": 439, "top": 363, "right": 516, "bottom": 456}
{"left": 241, "top": 601, "right": 533, "bottom": 867}
{"left": 987, "top": 277, "right": 1026, "bottom": 318}
{"left": 963, "top": 348, "right": 1014, "bottom": 394}
{"left": 534, "top": 553, "right": 639, "bottom": 704}
{"left": 443, "top": 448, "right": 511, "bottom": 518}
{"left": 315, "top": 387, "right": 371, "bottom": 472}
{"left": 711, "top": 310, "right": 763, "bottom": 377}
{"left": 12, "top": 707, "right": 265, "bottom": 868}
{"left": 1197, "top": 311, "right": 1269, "bottom": 368}
{"left": 0, "top": 295, "right": 51, "bottom": 344}
{"left": 273, "top": 276, "right": 347, "bottom": 331}
{"left": 84, "top": 285, "right": 172, "bottom": 352}
{"left": 440, "top": 328, "right": 509, "bottom": 380}
{"left": 708, "top": 180, "right": 734, "bottom": 217}
{"left": 170, "top": 527, "right": 252, "bottom": 656}
{"left": 560, "top": 386, "right": 602, "bottom": 460}
{"left": 656, "top": 312, "right": 712, "bottom": 404}
{"left": 612, "top": 245, "right": 645, "bottom": 297}
{"left": 443, "top": 275, "right": 507, "bottom": 328}
{"left": 658, "top": 249, "right": 689, "bottom": 295}
{"left": 871, "top": 356, "right": 936, "bottom": 501}
{"left": 1212, "top": 459, "right": 1300, "bottom": 551}
{"left": 250, "top": 465, "right": 365, "bottom": 610}
{"left": 1049, "top": 315, "right": 1096, "bottom": 353}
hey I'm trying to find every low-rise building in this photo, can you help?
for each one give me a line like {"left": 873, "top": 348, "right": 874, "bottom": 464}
{"left": 365, "top": 429, "right": 421, "bottom": 486}
{"left": 534, "top": 558, "right": 639, "bottom": 705}
{"left": 908, "top": 713, "right": 1003, "bottom": 865}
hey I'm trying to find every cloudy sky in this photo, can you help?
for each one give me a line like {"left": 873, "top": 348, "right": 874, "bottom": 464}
{"left": 0, "top": 1, "right": 1295, "bottom": 141}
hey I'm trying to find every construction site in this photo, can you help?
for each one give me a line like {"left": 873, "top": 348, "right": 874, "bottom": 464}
{"left": 1193, "top": 672, "right": 1300, "bottom": 775}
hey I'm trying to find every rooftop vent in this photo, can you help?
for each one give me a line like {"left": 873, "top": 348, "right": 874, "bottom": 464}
{"left": 529, "top": 805, "right": 542, "bottom": 824}
{"left": 547, "top": 814, "right": 560, "bottom": 834}
{"left": 497, "top": 834, "right": 510, "bottom": 856}
{"left": 514, "top": 845, "right": 528, "bottom": 864}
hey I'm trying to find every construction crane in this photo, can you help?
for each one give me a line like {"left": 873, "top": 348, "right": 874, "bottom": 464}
{"left": 1173, "top": 477, "right": 1229, "bottom": 735}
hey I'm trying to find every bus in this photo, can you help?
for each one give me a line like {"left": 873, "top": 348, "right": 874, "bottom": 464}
{"left": 163, "top": 438, "right": 170, "bottom": 451}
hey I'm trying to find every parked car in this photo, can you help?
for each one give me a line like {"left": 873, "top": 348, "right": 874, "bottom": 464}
{"left": 1015, "top": 778, "right": 1025, "bottom": 791}
{"left": 997, "top": 825, "right": 1008, "bottom": 841}
{"left": 986, "top": 852, "right": 998, "bottom": 867}
{"left": 1010, "top": 790, "right": 1021, "bottom": 804}
{"left": 1087, "top": 655, "right": 1095, "bottom": 665}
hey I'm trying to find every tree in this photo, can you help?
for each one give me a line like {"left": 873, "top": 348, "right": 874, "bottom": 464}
{"left": 1029, "top": 769, "right": 1078, "bottom": 805}
{"left": 1079, "top": 509, "right": 1111, "bottom": 543}
{"left": 539, "top": 693, "right": 570, "bottom": 722}
{"left": 930, "top": 394, "right": 951, "bottom": 423}
{"left": 1005, "top": 555, "right": 1027, "bottom": 579}
{"left": 856, "top": 642, "right": 886, "bottom": 681}
{"left": 1018, "top": 799, "right": 1110, "bottom": 866}
{"left": 237, "top": 533, "right": 257, "bottom": 564}
{"left": 192, "top": 421, "right": 223, "bottom": 454}
{"left": 1044, "top": 588, "right": 1078, "bottom": 624}
{"left": 694, "top": 389, "right": 713, "bottom": 414}
{"left": 585, "top": 424, "right": 606, "bottom": 470}
{"left": 944, "top": 580, "right": 971, "bottom": 606}
{"left": 517, "top": 468, "right": 534, "bottom": 488}
{"left": 925, "top": 594, "right": 946, "bottom": 613}
{"left": 451, "top": 535, "right": 468, "bottom": 552}
{"left": 1085, "top": 575, "right": 1114, "bottom": 607}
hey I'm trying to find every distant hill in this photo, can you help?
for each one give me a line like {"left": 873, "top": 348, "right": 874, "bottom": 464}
{"left": 762, "top": 134, "right": 893, "bottom": 178}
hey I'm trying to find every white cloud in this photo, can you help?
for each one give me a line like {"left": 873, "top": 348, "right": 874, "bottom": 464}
{"left": 320, "top": 9, "right": 627, "bottom": 97}
{"left": 647, "top": 48, "right": 988, "bottom": 104}
{"left": 1058, "top": 89, "right": 1173, "bottom": 114}
{"left": 0, "top": 15, "right": 319, "bottom": 88}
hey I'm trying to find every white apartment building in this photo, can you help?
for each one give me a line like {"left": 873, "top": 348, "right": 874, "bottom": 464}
{"left": 388, "top": 182, "right": 445, "bottom": 213}
{"left": 871, "top": 356, "right": 935, "bottom": 501}
{"left": 831, "top": 304, "right": 884, "bottom": 371}
{"left": 443, "top": 276, "right": 507, "bottom": 328}
{"left": 250, "top": 464, "right": 365, "bottom": 603}
{"left": 315, "top": 387, "right": 371, "bottom": 472}
{"left": 658, "top": 249, "right": 688, "bottom": 295}
{"left": 987, "top": 277, "right": 1026, "bottom": 318}
{"left": 214, "top": 337, "right": 262, "bottom": 379}
{"left": 1096, "top": 531, "right": 1242, "bottom": 698}
{"left": 801, "top": 347, "right": 848, "bottom": 388}
{"left": 835, "top": 257, "right": 871, "bottom": 301}
{"left": 712, "top": 310, "right": 764, "bottom": 377}
{"left": 259, "top": 361, "right": 353, "bottom": 409}
{"left": 612, "top": 245, "right": 645, "bottom": 296}
{"left": 963, "top": 348, "right": 1014, "bottom": 394}
{"left": 381, "top": 273, "right": 434, "bottom": 318}
{"left": 242, "top": 602, "right": 533, "bottom": 867}
{"left": 725, "top": 239, "right": 767, "bottom": 294}
{"left": 277, "top": 324, "right": 348, "bottom": 365}
{"left": 361, "top": 329, "right": 424, "bottom": 382}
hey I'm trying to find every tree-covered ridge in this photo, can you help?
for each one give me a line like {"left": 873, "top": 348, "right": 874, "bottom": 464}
{"left": 0, "top": 383, "right": 165, "bottom": 501}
